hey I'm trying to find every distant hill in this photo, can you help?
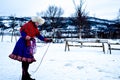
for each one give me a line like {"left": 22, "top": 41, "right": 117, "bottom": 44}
{"left": 0, "top": 16, "right": 120, "bottom": 38}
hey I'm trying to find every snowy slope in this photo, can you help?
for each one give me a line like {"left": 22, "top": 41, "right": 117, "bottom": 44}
{"left": 0, "top": 36, "right": 120, "bottom": 80}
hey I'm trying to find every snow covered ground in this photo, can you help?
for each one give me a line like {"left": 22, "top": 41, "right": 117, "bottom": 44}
{"left": 0, "top": 36, "right": 120, "bottom": 80}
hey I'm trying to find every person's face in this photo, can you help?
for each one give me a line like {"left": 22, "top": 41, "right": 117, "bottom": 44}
{"left": 35, "top": 22, "right": 39, "bottom": 26}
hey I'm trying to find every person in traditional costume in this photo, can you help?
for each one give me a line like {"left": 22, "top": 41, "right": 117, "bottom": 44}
{"left": 9, "top": 16, "right": 52, "bottom": 80}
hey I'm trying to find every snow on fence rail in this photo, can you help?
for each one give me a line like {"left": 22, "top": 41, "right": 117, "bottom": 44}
{"left": 108, "top": 40, "right": 120, "bottom": 54}
{"left": 64, "top": 38, "right": 120, "bottom": 54}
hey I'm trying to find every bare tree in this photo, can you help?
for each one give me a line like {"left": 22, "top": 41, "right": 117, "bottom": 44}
{"left": 73, "top": 0, "right": 88, "bottom": 39}
{"left": 9, "top": 16, "right": 18, "bottom": 42}
{"left": 41, "top": 5, "right": 64, "bottom": 26}
{"left": 0, "top": 22, "right": 6, "bottom": 42}
{"left": 117, "top": 9, "right": 120, "bottom": 21}
{"left": 44, "top": 5, "right": 64, "bottom": 17}
{"left": 39, "top": 5, "right": 64, "bottom": 38}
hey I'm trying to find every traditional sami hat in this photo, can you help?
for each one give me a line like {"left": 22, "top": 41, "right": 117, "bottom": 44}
{"left": 31, "top": 16, "right": 45, "bottom": 25}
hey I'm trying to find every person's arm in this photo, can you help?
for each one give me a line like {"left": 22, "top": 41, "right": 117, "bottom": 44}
{"left": 37, "top": 35, "right": 45, "bottom": 41}
{"left": 37, "top": 34, "right": 52, "bottom": 42}
{"left": 21, "top": 31, "right": 31, "bottom": 40}
{"left": 21, "top": 31, "right": 27, "bottom": 38}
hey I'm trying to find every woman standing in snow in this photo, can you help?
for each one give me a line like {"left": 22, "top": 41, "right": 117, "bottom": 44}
{"left": 9, "top": 16, "right": 52, "bottom": 80}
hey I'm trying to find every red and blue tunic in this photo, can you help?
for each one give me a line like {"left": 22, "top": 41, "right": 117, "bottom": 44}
{"left": 9, "top": 20, "right": 46, "bottom": 63}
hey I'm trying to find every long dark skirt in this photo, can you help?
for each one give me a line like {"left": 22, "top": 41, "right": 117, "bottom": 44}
{"left": 9, "top": 37, "right": 36, "bottom": 63}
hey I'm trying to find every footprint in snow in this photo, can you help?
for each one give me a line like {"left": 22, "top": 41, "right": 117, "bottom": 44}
{"left": 49, "top": 59, "right": 55, "bottom": 61}
{"left": 95, "top": 67, "right": 104, "bottom": 72}
{"left": 76, "top": 66, "right": 84, "bottom": 70}
{"left": 64, "top": 63, "right": 72, "bottom": 67}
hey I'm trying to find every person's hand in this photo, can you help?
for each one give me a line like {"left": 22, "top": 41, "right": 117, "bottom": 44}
{"left": 30, "top": 37, "right": 35, "bottom": 41}
{"left": 26, "top": 36, "right": 31, "bottom": 40}
{"left": 45, "top": 39, "right": 53, "bottom": 43}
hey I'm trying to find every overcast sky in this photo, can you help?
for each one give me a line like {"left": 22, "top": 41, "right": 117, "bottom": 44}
{"left": 0, "top": 0, "right": 120, "bottom": 20}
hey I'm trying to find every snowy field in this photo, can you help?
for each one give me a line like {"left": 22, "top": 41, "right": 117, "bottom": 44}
{"left": 0, "top": 36, "right": 120, "bottom": 80}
